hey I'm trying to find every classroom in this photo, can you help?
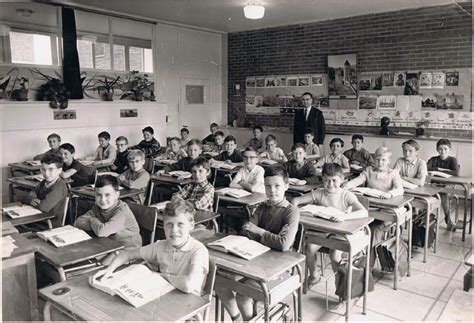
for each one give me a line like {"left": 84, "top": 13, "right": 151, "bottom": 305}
{"left": 1, "top": 0, "right": 472, "bottom": 322}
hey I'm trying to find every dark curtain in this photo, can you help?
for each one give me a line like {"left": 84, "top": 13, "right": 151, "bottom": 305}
{"left": 62, "top": 7, "right": 83, "bottom": 99}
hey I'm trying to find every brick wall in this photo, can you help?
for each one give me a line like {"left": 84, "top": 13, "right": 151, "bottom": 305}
{"left": 228, "top": 2, "right": 472, "bottom": 138}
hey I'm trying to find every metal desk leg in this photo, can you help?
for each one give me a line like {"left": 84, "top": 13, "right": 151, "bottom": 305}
{"left": 434, "top": 193, "right": 441, "bottom": 253}
{"left": 407, "top": 203, "right": 413, "bottom": 277}
{"left": 257, "top": 282, "right": 270, "bottom": 322}
{"left": 43, "top": 300, "right": 53, "bottom": 322}
{"left": 295, "top": 264, "right": 303, "bottom": 321}
{"left": 462, "top": 184, "right": 469, "bottom": 242}
{"left": 394, "top": 216, "right": 400, "bottom": 290}
{"left": 422, "top": 197, "right": 431, "bottom": 263}
{"left": 363, "top": 226, "right": 371, "bottom": 315}
{"left": 214, "top": 295, "right": 220, "bottom": 322}
{"left": 345, "top": 245, "right": 353, "bottom": 321}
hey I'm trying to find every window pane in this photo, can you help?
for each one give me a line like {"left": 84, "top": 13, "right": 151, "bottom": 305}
{"left": 77, "top": 39, "right": 93, "bottom": 68}
{"left": 113, "top": 44, "right": 125, "bottom": 71}
{"left": 144, "top": 48, "right": 153, "bottom": 73}
{"left": 129, "top": 46, "right": 153, "bottom": 73}
{"left": 95, "top": 42, "right": 110, "bottom": 70}
{"left": 10, "top": 31, "right": 52, "bottom": 65}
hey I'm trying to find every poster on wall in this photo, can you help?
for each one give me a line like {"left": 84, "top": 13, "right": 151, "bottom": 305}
{"left": 328, "top": 54, "right": 357, "bottom": 98}
{"left": 358, "top": 94, "right": 377, "bottom": 109}
{"left": 445, "top": 72, "right": 459, "bottom": 86}
{"left": 311, "top": 75, "right": 323, "bottom": 86}
{"left": 421, "top": 95, "right": 437, "bottom": 109}
{"left": 246, "top": 77, "right": 256, "bottom": 88}
{"left": 404, "top": 72, "right": 420, "bottom": 95}
{"left": 377, "top": 95, "right": 397, "bottom": 110}
{"left": 382, "top": 72, "right": 394, "bottom": 87}
{"left": 432, "top": 72, "right": 446, "bottom": 89}
{"left": 419, "top": 72, "right": 432, "bottom": 89}
{"left": 394, "top": 72, "right": 406, "bottom": 87}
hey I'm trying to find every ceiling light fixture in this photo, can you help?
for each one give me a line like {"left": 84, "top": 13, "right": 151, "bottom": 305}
{"left": 243, "top": 4, "right": 265, "bottom": 20}
{"left": 16, "top": 8, "right": 34, "bottom": 17}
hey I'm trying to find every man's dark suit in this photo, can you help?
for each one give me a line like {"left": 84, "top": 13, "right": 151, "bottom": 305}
{"left": 293, "top": 106, "right": 326, "bottom": 145}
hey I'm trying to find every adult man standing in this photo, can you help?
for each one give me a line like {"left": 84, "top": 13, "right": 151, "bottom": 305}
{"left": 293, "top": 92, "right": 326, "bottom": 151}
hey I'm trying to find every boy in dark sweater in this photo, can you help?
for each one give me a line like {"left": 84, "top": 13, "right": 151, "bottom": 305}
{"left": 163, "top": 139, "right": 202, "bottom": 174}
{"left": 202, "top": 122, "right": 218, "bottom": 144}
{"left": 284, "top": 143, "right": 319, "bottom": 185}
{"left": 130, "top": 126, "right": 161, "bottom": 158}
{"left": 59, "top": 143, "right": 94, "bottom": 187}
{"left": 112, "top": 136, "right": 130, "bottom": 174}
{"left": 214, "top": 135, "right": 243, "bottom": 163}
{"left": 33, "top": 133, "right": 61, "bottom": 160}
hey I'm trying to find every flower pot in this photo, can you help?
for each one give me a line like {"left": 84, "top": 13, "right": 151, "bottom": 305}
{"left": 134, "top": 92, "right": 144, "bottom": 101}
{"left": 103, "top": 92, "right": 114, "bottom": 101}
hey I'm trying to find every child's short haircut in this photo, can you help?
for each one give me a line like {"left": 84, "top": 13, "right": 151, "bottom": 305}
{"left": 214, "top": 131, "right": 224, "bottom": 138}
{"left": 142, "top": 126, "right": 154, "bottom": 134}
{"left": 191, "top": 157, "right": 211, "bottom": 171}
{"left": 180, "top": 127, "right": 189, "bottom": 134}
{"left": 352, "top": 134, "right": 364, "bottom": 142}
{"left": 116, "top": 136, "right": 128, "bottom": 144}
{"left": 265, "top": 134, "right": 277, "bottom": 143}
{"left": 243, "top": 147, "right": 258, "bottom": 155}
{"left": 59, "top": 143, "right": 75, "bottom": 154}
{"left": 436, "top": 138, "right": 451, "bottom": 148}
{"left": 301, "top": 92, "right": 313, "bottom": 98}
{"left": 164, "top": 197, "right": 196, "bottom": 222}
{"left": 322, "top": 163, "right": 344, "bottom": 177}
{"left": 96, "top": 175, "right": 120, "bottom": 191}
{"left": 169, "top": 136, "right": 181, "bottom": 144}
{"left": 253, "top": 125, "right": 263, "bottom": 132}
{"left": 224, "top": 135, "right": 237, "bottom": 144}
{"left": 330, "top": 138, "right": 344, "bottom": 147}
{"left": 187, "top": 138, "right": 202, "bottom": 147}
{"left": 291, "top": 143, "right": 306, "bottom": 151}
{"left": 41, "top": 154, "right": 63, "bottom": 168}
{"left": 210, "top": 122, "right": 218, "bottom": 128}
{"left": 402, "top": 139, "right": 420, "bottom": 151}
{"left": 127, "top": 149, "right": 145, "bottom": 161}
{"left": 47, "top": 133, "right": 61, "bottom": 141}
{"left": 304, "top": 128, "right": 314, "bottom": 135}
{"left": 98, "top": 131, "right": 111, "bottom": 141}
{"left": 374, "top": 146, "right": 392, "bottom": 158}
{"left": 264, "top": 165, "right": 289, "bottom": 183}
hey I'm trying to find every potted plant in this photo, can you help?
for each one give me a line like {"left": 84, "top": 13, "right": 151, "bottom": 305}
{"left": 120, "top": 71, "right": 154, "bottom": 101}
{"left": 415, "top": 119, "right": 430, "bottom": 137}
{"left": 10, "top": 77, "right": 29, "bottom": 101}
{"left": 31, "top": 69, "right": 70, "bottom": 109}
{"left": 93, "top": 75, "right": 121, "bottom": 101}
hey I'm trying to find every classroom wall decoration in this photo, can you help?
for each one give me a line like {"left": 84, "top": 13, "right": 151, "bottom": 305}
{"left": 404, "top": 72, "right": 420, "bottom": 95}
{"left": 327, "top": 54, "right": 357, "bottom": 98}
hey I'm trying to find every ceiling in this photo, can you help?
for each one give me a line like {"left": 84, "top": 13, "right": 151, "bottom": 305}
{"left": 61, "top": 0, "right": 455, "bottom": 33}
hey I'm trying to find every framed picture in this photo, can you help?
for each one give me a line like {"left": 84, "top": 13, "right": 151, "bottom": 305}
{"left": 328, "top": 53, "right": 357, "bottom": 98}
{"left": 276, "top": 77, "right": 287, "bottom": 87}
{"left": 358, "top": 74, "right": 371, "bottom": 91}
{"left": 265, "top": 77, "right": 276, "bottom": 87}
{"left": 256, "top": 77, "right": 265, "bottom": 87}
{"left": 421, "top": 95, "right": 437, "bottom": 109}
{"left": 419, "top": 72, "right": 432, "bottom": 89}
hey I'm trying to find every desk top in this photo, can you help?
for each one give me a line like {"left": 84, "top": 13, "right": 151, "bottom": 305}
{"left": 69, "top": 186, "right": 145, "bottom": 199}
{"left": 287, "top": 183, "right": 320, "bottom": 194}
{"left": 217, "top": 192, "right": 267, "bottom": 206}
{"left": 212, "top": 165, "right": 241, "bottom": 174}
{"left": 366, "top": 195, "right": 414, "bottom": 208}
{"left": 404, "top": 185, "right": 444, "bottom": 197}
{"left": 2, "top": 233, "right": 38, "bottom": 259}
{"left": 150, "top": 174, "right": 193, "bottom": 185}
{"left": 8, "top": 162, "right": 42, "bottom": 172}
{"left": 299, "top": 215, "right": 373, "bottom": 235}
{"left": 25, "top": 234, "right": 123, "bottom": 267}
{"left": 1, "top": 221, "right": 19, "bottom": 236}
{"left": 2, "top": 204, "right": 55, "bottom": 227}
{"left": 429, "top": 176, "right": 473, "bottom": 186}
{"left": 157, "top": 209, "right": 220, "bottom": 226}
{"left": 7, "top": 176, "right": 39, "bottom": 189}
{"left": 39, "top": 275, "right": 208, "bottom": 321}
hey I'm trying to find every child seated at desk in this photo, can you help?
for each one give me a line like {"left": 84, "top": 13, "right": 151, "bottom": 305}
{"left": 59, "top": 143, "right": 94, "bottom": 187}
{"left": 130, "top": 126, "right": 161, "bottom": 158}
{"left": 216, "top": 165, "right": 300, "bottom": 322}
{"left": 230, "top": 147, "right": 265, "bottom": 193}
{"left": 259, "top": 134, "right": 288, "bottom": 163}
{"left": 292, "top": 163, "right": 368, "bottom": 287}
{"left": 173, "top": 157, "right": 214, "bottom": 210}
{"left": 75, "top": 175, "right": 142, "bottom": 249}
{"left": 284, "top": 143, "right": 319, "bottom": 185}
{"left": 214, "top": 135, "right": 243, "bottom": 163}
{"left": 180, "top": 127, "right": 191, "bottom": 147}
{"left": 100, "top": 197, "right": 209, "bottom": 295}
{"left": 393, "top": 139, "right": 428, "bottom": 188}
{"left": 118, "top": 150, "right": 150, "bottom": 205}
{"left": 202, "top": 122, "right": 219, "bottom": 144}
{"left": 92, "top": 131, "right": 117, "bottom": 167}
{"left": 163, "top": 139, "right": 202, "bottom": 173}
{"left": 156, "top": 137, "right": 187, "bottom": 161}
{"left": 246, "top": 125, "right": 264, "bottom": 152}
{"left": 33, "top": 133, "right": 61, "bottom": 160}
{"left": 426, "top": 138, "right": 460, "bottom": 231}
{"left": 315, "top": 138, "right": 350, "bottom": 172}
{"left": 303, "top": 128, "right": 320, "bottom": 159}
{"left": 23, "top": 154, "right": 68, "bottom": 228}
{"left": 111, "top": 136, "right": 130, "bottom": 174}
{"left": 343, "top": 134, "right": 374, "bottom": 168}
{"left": 210, "top": 131, "right": 225, "bottom": 152}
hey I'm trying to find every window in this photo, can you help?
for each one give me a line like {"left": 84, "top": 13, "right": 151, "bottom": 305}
{"left": 129, "top": 46, "right": 153, "bottom": 73}
{"left": 94, "top": 42, "right": 111, "bottom": 70}
{"left": 9, "top": 31, "right": 57, "bottom": 65}
{"left": 113, "top": 45, "right": 126, "bottom": 71}
{"left": 77, "top": 39, "right": 93, "bottom": 68}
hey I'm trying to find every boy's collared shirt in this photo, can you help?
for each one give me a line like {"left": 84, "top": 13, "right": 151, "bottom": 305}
{"left": 231, "top": 165, "right": 265, "bottom": 193}
{"left": 427, "top": 156, "right": 460, "bottom": 176}
{"left": 260, "top": 148, "right": 288, "bottom": 162}
{"left": 94, "top": 144, "right": 117, "bottom": 163}
{"left": 284, "top": 160, "right": 318, "bottom": 184}
{"left": 139, "top": 236, "right": 209, "bottom": 295}
{"left": 216, "top": 150, "right": 243, "bottom": 163}
{"left": 311, "top": 188, "right": 359, "bottom": 211}
{"left": 305, "top": 142, "right": 320, "bottom": 156}
{"left": 343, "top": 148, "right": 374, "bottom": 167}
{"left": 316, "top": 153, "right": 350, "bottom": 168}
{"left": 174, "top": 181, "right": 215, "bottom": 210}
{"left": 118, "top": 168, "right": 150, "bottom": 204}
{"left": 345, "top": 166, "right": 404, "bottom": 197}
{"left": 394, "top": 157, "right": 427, "bottom": 180}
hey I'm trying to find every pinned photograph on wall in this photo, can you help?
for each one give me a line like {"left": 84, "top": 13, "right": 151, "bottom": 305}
{"left": 371, "top": 74, "right": 383, "bottom": 91}
{"left": 246, "top": 77, "right": 256, "bottom": 88}
{"left": 382, "top": 72, "right": 394, "bottom": 87}
{"left": 298, "top": 76, "right": 310, "bottom": 87}
{"left": 358, "top": 74, "right": 371, "bottom": 91}
{"left": 311, "top": 75, "right": 323, "bottom": 86}
{"left": 419, "top": 72, "right": 432, "bottom": 89}
{"left": 358, "top": 94, "right": 377, "bottom": 109}
{"left": 431, "top": 72, "right": 446, "bottom": 89}
{"left": 277, "top": 95, "right": 295, "bottom": 107}
{"left": 256, "top": 78, "right": 265, "bottom": 87}
{"left": 404, "top": 72, "right": 419, "bottom": 95}
{"left": 328, "top": 53, "right": 357, "bottom": 98}
{"left": 246, "top": 95, "right": 256, "bottom": 106}
{"left": 276, "top": 77, "right": 287, "bottom": 87}
{"left": 445, "top": 71, "right": 459, "bottom": 86}
{"left": 421, "top": 95, "right": 437, "bottom": 109}
{"left": 287, "top": 77, "right": 298, "bottom": 87}
{"left": 394, "top": 72, "right": 406, "bottom": 87}
{"left": 265, "top": 77, "right": 276, "bottom": 87}
{"left": 436, "top": 93, "right": 463, "bottom": 110}
{"left": 315, "top": 95, "right": 329, "bottom": 107}
{"left": 377, "top": 95, "right": 397, "bottom": 110}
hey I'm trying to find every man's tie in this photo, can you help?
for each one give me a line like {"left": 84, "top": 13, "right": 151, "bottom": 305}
{"left": 304, "top": 108, "right": 309, "bottom": 121}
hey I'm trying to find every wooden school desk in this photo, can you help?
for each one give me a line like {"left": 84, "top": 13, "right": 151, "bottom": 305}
{"left": 299, "top": 215, "right": 373, "bottom": 321}
{"left": 157, "top": 209, "right": 220, "bottom": 233}
{"left": 7, "top": 176, "right": 39, "bottom": 202}
{"left": 366, "top": 195, "right": 414, "bottom": 290}
{"left": 217, "top": 192, "right": 267, "bottom": 230}
{"left": 287, "top": 183, "right": 320, "bottom": 197}
{"left": 8, "top": 161, "right": 42, "bottom": 176}
{"left": 39, "top": 274, "right": 211, "bottom": 321}
{"left": 404, "top": 185, "right": 443, "bottom": 262}
{"left": 2, "top": 220, "right": 19, "bottom": 236}
{"left": 2, "top": 233, "right": 39, "bottom": 321}
{"left": 24, "top": 234, "right": 123, "bottom": 282}
{"left": 2, "top": 204, "right": 54, "bottom": 229}
{"left": 148, "top": 173, "right": 193, "bottom": 203}
{"left": 429, "top": 175, "right": 473, "bottom": 241}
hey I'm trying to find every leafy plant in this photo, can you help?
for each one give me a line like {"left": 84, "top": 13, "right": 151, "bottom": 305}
{"left": 120, "top": 71, "right": 154, "bottom": 101}
{"left": 94, "top": 75, "right": 121, "bottom": 93}
{"left": 31, "top": 69, "right": 70, "bottom": 109}
{"left": 10, "top": 77, "right": 29, "bottom": 101}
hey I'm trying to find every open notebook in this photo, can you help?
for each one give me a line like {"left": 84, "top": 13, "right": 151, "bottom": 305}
{"left": 24, "top": 160, "right": 41, "bottom": 166}
{"left": 37, "top": 225, "right": 91, "bottom": 247}
{"left": 207, "top": 235, "right": 270, "bottom": 260}
{"left": 216, "top": 187, "right": 251, "bottom": 198}
{"left": 429, "top": 171, "right": 452, "bottom": 178}
{"left": 91, "top": 264, "right": 175, "bottom": 308}
{"left": 351, "top": 187, "right": 386, "bottom": 198}
{"left": 3, "top": 204, "right": 42, "bottom": 219}
{"left": 300, "top": 205, "right": 345, "bottom": 222}
{"left": 211, "top": 160, "right": 238, "bottom": 169}
{"left": 259, "top": 159, "right": 278, "bottom": 165}
{"left": 162, "top": 171, "right": 192, "bottom": 179}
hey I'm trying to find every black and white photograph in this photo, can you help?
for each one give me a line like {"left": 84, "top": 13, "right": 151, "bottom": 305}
{"left": 358, "top": 94, "right": 377, "bottom": 109}
{"left": 404, "top": 72, "right": 420, "bottom": 95}
{"left": 287, "top": 77, "right": 298, "bottom": 87}
{"left": 255, "top": 77, "right": 265, "bottom": 87}
{"left": 394, "top": 71, "right": 406, "bottom": 86}
{"left": 265, "top": 77, "right": 276, "bottom": 87}
{"left": 245, "top": 77, "right": 256, "bottom": 88}
{"left": 311, "top": 75, "right": 323, "bottom": 86}
{"left": 419, "top": 72, "right": 432, "bottom": 89}
{"left": 358, "top": 74, "right": 371, "bottom": 91}
{"left": 276, "top": 76, "right": 287, "bottom": 87}
{"left": 377, "top": 95, "right": 396, "bottom": 110}
{"left": 432, "top": 72, "right": 446, "bottom": 88}
{"left": 382, "top": 72, "right": 394, "bottom": 87}
{"left": 446, "top": 71, "right": 459, "bottom": 86}
{"left": 421, "top": 95, "right": 437, "bottom": 108}
{"left": 298, "top": 76, "right": 310, "bottom": 87}
{"left": 328, "top": 53, "right": 357, "bottom": 98}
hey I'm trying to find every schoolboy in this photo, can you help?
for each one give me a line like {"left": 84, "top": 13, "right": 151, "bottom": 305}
{"left": 315, "top": 138, "right": 350, "bottom": 172}
{"left": 202, "top": 122, "right": 219, "bottom": 144}
{"left": 215, "top": 135, "right": 243, "bottom": 163}
{"left": 230, "top": 147, "right": 265, "bottom": 193}
{"left": 59, "top": 143, "right": 93, "bottom": 187}
{"left": 118, "top": 150, "right": 150, "bottom": 205}
{"left": 24, "top": 154, "right": 68, "bottom": 228}
{"left": 156, "top": 137, "right": 187, "bottom": 161}
{"left": 284, "top": 143, "right": 318, "bottom": 185}
{"left": 216, "top": 166, "right": 300, "bottom": 321}
{"left": 111, "top": 136, "right": 130, "bottom": 174}
{"left": 180, "top": 127, "right": 190, "bottom": 147}
{"left": 173, "top": 157, "right": 214, "bottom": 210}
{"left": 427, "top": 139, "right": 460, "bottom": 230}
{"left": 130, "top": 126, "right": 161, "bottom": 158}
{"left": 211, "top": 131, "right": 225, "bottom": 152}
{"left": 292, "top": 163, "right": 368, "bottom": 286}
{"left": 93, "top": 131, "right": 117, "bottom": 166}
{"left": 98, "top": 198, "right": 209, "bottom": 295}
{"left": 246, "top": 125, "right": 264, "bottom": 151}
{"left": 303, "top": 128, "right": 320, "bottom": 158}
{"left": 164, "top": 139, "right": 202, "bottom": 173}
{"left": 343, "top": 134, "right": 374, "bottom": 167}
{"left": 33, "top": 133, "right": 61, "bottom": 160}
{"left": 75, "top": 175, "right": 142, "bottom": 249}
{"left": 393, "top": 139, "right": 428, "bottom": 187}
{"left": 259, "top": 134, "right": 288, "bottom": 162}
